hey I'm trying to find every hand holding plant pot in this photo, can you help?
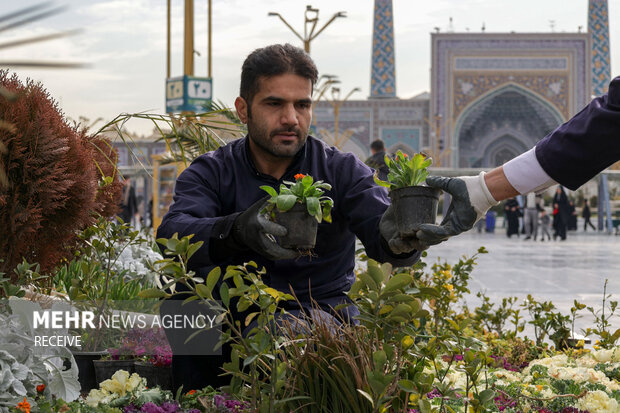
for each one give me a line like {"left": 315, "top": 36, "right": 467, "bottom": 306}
{"left": 375, "top": 151, "right": 441, "bottom": 252}
{"left": 260, "top": 174, "right": 334, "bottom": 252}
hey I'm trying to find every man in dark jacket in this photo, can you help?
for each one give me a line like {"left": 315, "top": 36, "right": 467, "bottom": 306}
{"left": 365, "top": 139, "right": 390, "bottom": 181}
{"left": 157, "top": 43, "right": 423, "bottom": 391}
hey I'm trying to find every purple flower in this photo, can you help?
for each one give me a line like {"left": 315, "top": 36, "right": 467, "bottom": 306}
{"left": 124, "top": 405, "right": 138, "bottom": 413}
{"left": 187, "top": 410, "right": 200, "bottom": 413}
{"left": 140, "top": 402, "right": 164, "bottom": 413}
{"left": 160, "top": 401, "right": 179, "bottom": 413}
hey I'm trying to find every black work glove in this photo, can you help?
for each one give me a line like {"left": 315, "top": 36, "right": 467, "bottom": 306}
{"left": 379, "top": 205, "right": 428, "bottom": 255}
{"left": 415, "top": 173, "right": 498, "bottom": 245}
{"left": 232, "top": 197, "right": 299, "bottom": 261}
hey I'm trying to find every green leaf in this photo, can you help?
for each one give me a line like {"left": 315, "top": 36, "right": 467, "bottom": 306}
{"left": 356, "top": 389, "right": 374, "bottom": 407}
{"left": 397, "top": 379, "right": 416, "bottom": 392}
{"left": 196, "top": 284, "right": 210, "bottom": 299}
{"left": 306, "top": 196, "right": 320, "bottom": 218}
{"left": 367, "top": 261, "right": 384, "bottom": 286}
{"left": 383, "top": 273, "right": 413, "bottom": 294}
{"left": 205, "top": 267, "right": 221, "bottom": 297}
{"left": 138, "top": 288, "right": 169, "bottom": 299}
{"left": 220, "top": 283, "right": 230, "bottom": 307}
{"left": 276, "top": 194, "right": 297, "bottom": 211}
{"left": 260, "top": 185, "right": 278, "bottom": 197}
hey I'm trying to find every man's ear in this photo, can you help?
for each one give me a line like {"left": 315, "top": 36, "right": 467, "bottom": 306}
{"left": 235, "top": 97, "right": 248, "bottom": 124}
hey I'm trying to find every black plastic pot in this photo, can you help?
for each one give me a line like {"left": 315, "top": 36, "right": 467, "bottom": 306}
{"left": 274, "top": 203, "right": 318, "bottom": 249}
{"left": 68, "top": 350, "right": 108, "bottom": 392}
{"left": 389, "top": 186, "right": 441, "bottom": 234}
{"left": 93, "top": 359, "right": 136, "bottom": 384}
{"left": 134, "top": 361, "right": 173, "bottom": 390}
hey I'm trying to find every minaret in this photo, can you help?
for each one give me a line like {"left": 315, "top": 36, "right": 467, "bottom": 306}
{"left": 589, "top": 0, "right": 611, "bottom": 96}
{"left": 370, "top": 0, "right": 396, "bottom": 98}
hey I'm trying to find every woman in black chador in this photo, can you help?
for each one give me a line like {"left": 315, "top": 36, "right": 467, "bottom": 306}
{"left": 552, "top": 186, "right": 570, "bottom": 240}
{"left": 504, "top": 197, "right": 521, "bottom": 238}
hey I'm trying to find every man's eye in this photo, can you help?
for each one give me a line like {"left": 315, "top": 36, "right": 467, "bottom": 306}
{"left": 297, "top": 102, "right": 311, "bottom": 109}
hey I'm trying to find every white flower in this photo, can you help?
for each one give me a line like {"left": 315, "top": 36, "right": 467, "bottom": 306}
{"left": 576, "top": 390, "right": 619, "bottom": 413}
{"left": 99, "top": 369, "right": 146, "bottom": 396}
{"left": 591, "top": 347, "right": 620, "bottom": 363}
{"left": 492, "top": 369, "right": 522, "bottom": 383}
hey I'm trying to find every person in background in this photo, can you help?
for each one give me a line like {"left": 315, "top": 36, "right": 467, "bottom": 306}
{"left": 583, "top": 198, "right": 596, "bottom": 231}
{"left": 365, "top": 139, "right": 390, "bottom": 181}
{"left": 523, "top": 192, "right": 540, "bottom": 240}
{"left": 567, "top": 199, "right": 577, "bottom": 231}
{"left": 412, "top": 76, "right": 620, "bottom": 248}
{"left": 504, "top": 197, "right": 521, "bottom": 238}
{"left": 539, "top": 209, "right": 552, "bottom": 242}
{"left": 552, "top": 186, "right": 570, "bottom": 240}
{"left": 118, "top": 176, "right": 136, "bottom": 225}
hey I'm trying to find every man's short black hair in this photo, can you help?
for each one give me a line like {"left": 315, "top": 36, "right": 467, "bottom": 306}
{"left": 240, "top": 43, "right": 318, "bottom": 106}
{"left": 370, "top": 139, "right": 385, "bottom": 152}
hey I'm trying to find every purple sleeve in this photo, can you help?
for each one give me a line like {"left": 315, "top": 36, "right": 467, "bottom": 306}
{"left": 535, "top": 76, "right": 620, "bottom": 190}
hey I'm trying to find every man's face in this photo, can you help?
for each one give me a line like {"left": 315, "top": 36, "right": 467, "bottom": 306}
{"left": 235, "top": 73, "right": 313, "bottom": 159}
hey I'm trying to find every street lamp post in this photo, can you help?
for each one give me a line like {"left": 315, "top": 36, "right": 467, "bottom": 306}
{"left": 320, "top": 86, "right": 360, "bottom": 149}
{"left": 268, "top": 5, "right": 346, "bottom": 53}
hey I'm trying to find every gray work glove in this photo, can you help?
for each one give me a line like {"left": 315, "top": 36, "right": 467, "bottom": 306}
{"left": 232, "top": 197, "right": 299, "bottom": 261}
{"left": 415, "top": 172, "right": 499, "bottom": 245}
{"left": 379, "top": 205, "right": 428, "bottom": 255}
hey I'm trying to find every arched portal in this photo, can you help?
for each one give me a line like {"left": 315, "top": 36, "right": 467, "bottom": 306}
{"left": 453, "top": 84, "right": 565, "bottom": 168}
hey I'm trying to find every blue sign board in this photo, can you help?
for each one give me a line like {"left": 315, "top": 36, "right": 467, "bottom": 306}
{"left": 166, "top": 75, "right": 212, "bottom": 113}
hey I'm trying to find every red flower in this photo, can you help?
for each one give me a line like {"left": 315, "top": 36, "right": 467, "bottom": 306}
{"left": 186, "top": 389, "right": 197, "bottom": 396}
{"left": 294, "top": 173, "right": 306, "bottom": 180}
{"left": 36, "top": 384, "right": 45, "bottom": 393}
{"left": 16, "top": 397, "right": 31, "bottom": 413}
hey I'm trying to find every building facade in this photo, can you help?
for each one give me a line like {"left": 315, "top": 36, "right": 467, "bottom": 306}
{"left": 430, "top": 33, "right": 591, "bottom": 168}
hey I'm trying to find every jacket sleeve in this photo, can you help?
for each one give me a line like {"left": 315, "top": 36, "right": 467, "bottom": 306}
{"left": 535, "top": 76, "right": 620, "bottom": 190}
{"left": 336, "top": 154, "right": 421, "bottom": 267}
{"left": 156, "top": 160, "right": 233, "bottom": 269}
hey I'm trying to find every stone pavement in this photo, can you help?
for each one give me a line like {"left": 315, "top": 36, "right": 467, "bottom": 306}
{"left": 422, "top": 221, "right": 620, "bottom": 338}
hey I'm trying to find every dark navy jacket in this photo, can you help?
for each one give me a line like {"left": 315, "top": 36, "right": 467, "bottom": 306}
{"left": 157, "top": 136, "right": 419, "bottom": 300}
{"left": 536, "top": 76, "right": 620, "bottom": 190}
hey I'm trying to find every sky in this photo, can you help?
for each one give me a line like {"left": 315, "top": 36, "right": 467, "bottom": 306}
{"left": 4, "top": 0, "right": 619, "bottom": 136}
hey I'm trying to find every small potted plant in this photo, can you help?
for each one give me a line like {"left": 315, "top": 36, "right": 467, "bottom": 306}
{"left": 260, "top": 173, "right": 334, "bottom": 251}
{"left": 374, "top": 150, "right": 441, "bottom": 234}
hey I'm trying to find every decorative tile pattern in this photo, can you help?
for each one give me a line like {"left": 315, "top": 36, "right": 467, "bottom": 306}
{"left": 589, "top": 0, "right": 611, "bottom": 96}
{"left": 454, "top": 57, "right": 568, "bottom": 70}
{"left": 433, "top": 36, "right": 589, "bottom": 116}
{"left": 453, "top": 74, "right": 569, "bottom": 120}
{"left": 371, "top": 0, "right": 396, "bottom": 98}
{"left": 381, "top": 128, "right": 420, "bottom": 152}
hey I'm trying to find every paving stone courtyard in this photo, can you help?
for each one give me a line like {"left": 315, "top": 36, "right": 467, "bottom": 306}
{"left": 422, "top": 219, "right": 620, "bottom": 339}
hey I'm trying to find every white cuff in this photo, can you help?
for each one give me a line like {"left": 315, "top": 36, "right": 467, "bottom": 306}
{"left": 503, "top": 147, "right": 557, "bottom": 194}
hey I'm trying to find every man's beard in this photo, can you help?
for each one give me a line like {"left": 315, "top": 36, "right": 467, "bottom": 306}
{"left": 247, "top": 117, "right": 308, "bottom": 158}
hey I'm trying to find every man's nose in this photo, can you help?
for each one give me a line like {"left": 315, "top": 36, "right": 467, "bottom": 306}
{"left": 280, "top": 104, "right": 298, "bottom": 126}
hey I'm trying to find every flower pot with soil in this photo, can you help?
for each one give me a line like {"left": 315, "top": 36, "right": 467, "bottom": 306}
{"left": 261, "top": 174, "right": 333, "bottom": 251}
{"left": 374, "top": 151, "right": 441, "bottom": 234}
{"left": 69, "top": 350, "right": 109, "bottom": 392}
{"left": 134, "top": 361, "right": 173, "bottom": 390}
{"left": 93, "top": 358, "right": 136, "bottom": 384}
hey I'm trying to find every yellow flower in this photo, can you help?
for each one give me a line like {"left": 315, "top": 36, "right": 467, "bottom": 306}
{"left": 99, "top": 370, "right": 145, "bottom": 397}
{"left": 409, "top": 393, "right": 419, "bottom": 403}
{"left": 401, "top": 335, "right": 414, "bottom": 349}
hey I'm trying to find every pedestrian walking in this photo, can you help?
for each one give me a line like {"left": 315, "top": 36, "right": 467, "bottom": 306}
{"left": 523, "top": 192, "right": 539, "bottom": 240}
{"left": 583, "top": 199, "right": 596, "bottom": 231}
{"left": 504, "top": 197, "right": 521, "bottom": 238}
{"left": 552, "top": 186, "right": 569, "bottom": 240}
{"left": 539, "top": 209, "right": 552, "bottom": 241}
